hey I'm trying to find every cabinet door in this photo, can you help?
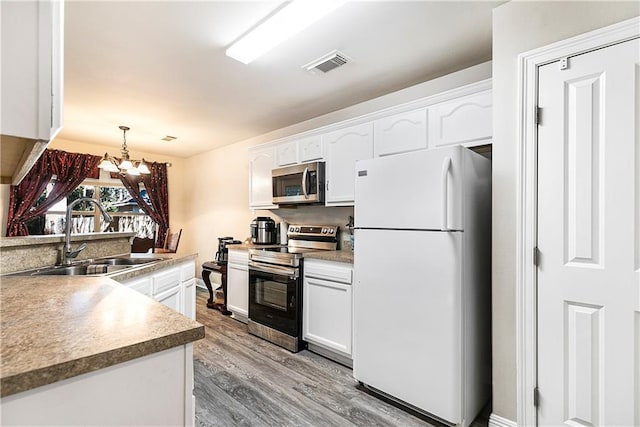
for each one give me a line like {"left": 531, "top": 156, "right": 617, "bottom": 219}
{"left": 182, "top": 278, "right": 196, "bottom": 320}
{"left": 248, "top": 146, "right": 278, "bottom": 209}
{"left": 227, "top": 263, "right": 249, "bottom": 323}
{"left": 374, "top": 108, "right": 428, "bottom": 157}
{"left": 276, "top": 141, "right": 298, "bottom": 166}
{"left": 298, "top": 135, "right": 323, "bottom": 162}
{"left": 125, "top": 276, "right": 153, "bottom": 297}
{"left": 153, "top": 267, "right": 181, "bottom": 295}
{"left": 155, "top": 285, "right": 181, "bottom": 313}
{"left": 180, "top": 260, "right": 195, "bottom": 282}
{"left": 428, "top": 90, "right": 492, "bottom": 148}
{"left": 324, "top": 123, "right": 374, "bottom": 206}
{"left": 303, "top": 276, "right": 352, "bottom": 356}
{"left": 0, "top": 0, "right": 62, "bottom": 141}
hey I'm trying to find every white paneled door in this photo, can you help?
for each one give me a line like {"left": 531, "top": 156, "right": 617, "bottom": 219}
{"left": 537, "top": 38, "right": 639, "bottom": 426}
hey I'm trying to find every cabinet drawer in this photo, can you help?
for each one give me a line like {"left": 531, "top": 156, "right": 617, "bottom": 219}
{"left": 153, "top": 267, "right": 181, "bottom": 295}
{"left": 180, "top": 260, "right": 195, "bottom": 281}
{"left": 304, "top": 260, "right": 352, "bottom": 284}
{"left": 228, "top": 249, "right": 248, "bottom": 265}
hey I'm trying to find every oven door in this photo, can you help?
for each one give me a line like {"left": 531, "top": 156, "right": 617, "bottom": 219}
{"left": 248, "top": 261, "right": 300, "bottom": 336}
{"left": 272, "top": 162, "right": 324, "bottom": 204}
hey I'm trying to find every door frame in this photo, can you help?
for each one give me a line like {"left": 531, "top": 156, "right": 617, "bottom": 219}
{"left": 515, "top": 16, "right": 640, "bottom": 427}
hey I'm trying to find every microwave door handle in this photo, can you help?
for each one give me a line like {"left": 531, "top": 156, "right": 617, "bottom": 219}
{"left": 302, "top": 167, "right": 309, "bottom": 199}
{"left": 441, "top": 156, "right": 452, "bottom": 231}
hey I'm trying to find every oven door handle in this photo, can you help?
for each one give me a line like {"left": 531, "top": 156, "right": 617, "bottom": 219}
{"left": 249, "top": 261, "right": 298, "bottom": 279}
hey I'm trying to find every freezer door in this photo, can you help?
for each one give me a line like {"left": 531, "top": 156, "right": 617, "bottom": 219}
{"left": 353, "top": 228, "right": 462, "bottom": 424}
{"left": 355, "top": 145, "right": 463, "bottom": 230}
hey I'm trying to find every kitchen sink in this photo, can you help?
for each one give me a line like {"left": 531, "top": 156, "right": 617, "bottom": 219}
{"left": 6, "top": 256, "right": 163, "bottom": 277}
{"left": 93, "top": 257, "right": 163, "bottom": 266}
{"left": 30, "top": 264, "right": 126, "bottom": 276}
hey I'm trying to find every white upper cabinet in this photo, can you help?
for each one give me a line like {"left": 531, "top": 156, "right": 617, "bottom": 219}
{"left": 1, "top": 0, "right": 63, "bottom": 142}
{"left": 248, "top": 146, "right": 278, "bottom": 209}
{"left": 275, "top": 140, "right": 298, "bottom": 166}
{"left": 324, "top": 123, "right": 374, "bottom": 206}
{"left": 428, "top": 89, "right": 492, "bottom": 148}
{"left": 298, "top": 135, "right": 323, "bottom": 162}
{"left": 373, "top": 108, "right": 428, "bottom": 157}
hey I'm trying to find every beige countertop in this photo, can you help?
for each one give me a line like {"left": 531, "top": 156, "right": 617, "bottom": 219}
{"left": 0, "top": 254, "right": 204, "bottom": 398}
{"left": 304, "top": 249, "right": 354, "bottom": 264}
{"left": 226, "top": 242, "right": 282, "bottom": 250}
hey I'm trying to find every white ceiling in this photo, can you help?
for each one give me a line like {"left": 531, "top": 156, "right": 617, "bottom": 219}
{"left": 60, "top": 1, "right": 501, "bottom": 158}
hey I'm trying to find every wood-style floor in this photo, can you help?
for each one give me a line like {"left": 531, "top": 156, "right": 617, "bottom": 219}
{"left": 193, "top": 289, "right": 482, "bottom": 427}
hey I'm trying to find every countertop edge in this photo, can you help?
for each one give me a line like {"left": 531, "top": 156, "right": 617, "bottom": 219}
{"left": 0, "top": 325, "right": 205, "bottom": 398}
{"left": 304, "top": 250, "right": 354, "bottom": 264}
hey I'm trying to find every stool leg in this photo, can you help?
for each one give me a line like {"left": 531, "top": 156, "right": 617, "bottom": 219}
{"left": 201, "top": 269, "right": 215, "bottom": 309}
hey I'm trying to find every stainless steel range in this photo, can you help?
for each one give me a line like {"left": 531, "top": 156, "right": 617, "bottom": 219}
{"left": 248, "top": 224, "right": 339, "bottom": 352}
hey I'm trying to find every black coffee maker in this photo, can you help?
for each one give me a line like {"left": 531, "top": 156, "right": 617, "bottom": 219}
{"left": 215, "top": 236, "right": 242, "bottom": 264}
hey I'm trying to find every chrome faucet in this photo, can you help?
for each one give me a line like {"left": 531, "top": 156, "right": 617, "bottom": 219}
{"left": 62, "top": 197, "right": 113, "bottom": 265}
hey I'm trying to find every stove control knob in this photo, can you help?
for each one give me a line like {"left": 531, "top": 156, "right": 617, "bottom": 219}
{"left": 321, "top": 228, "right": 326, "bottom": 234}
{"left": 329, "top": 228, "right": 334, "bottom": 234}
{"left": 289, "top": 226, "right": 294, "bottom": 232}
{"left": 295, "top": 226, "right": 300, "bottom": 232}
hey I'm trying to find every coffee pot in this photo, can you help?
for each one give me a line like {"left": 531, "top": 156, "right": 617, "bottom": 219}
{"left": 215, "top": 236, "right": 241, "bottom": 263}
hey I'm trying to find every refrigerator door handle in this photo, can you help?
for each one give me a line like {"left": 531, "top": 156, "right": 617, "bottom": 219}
{"left": 441, "top": 156, "right": 452, "bottom": 231}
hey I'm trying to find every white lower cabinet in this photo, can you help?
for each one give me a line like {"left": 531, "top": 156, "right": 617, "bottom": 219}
{"left": 154, "top": 285, "right": 181, "bottom": 313}
{"left": 182, "top": 278, "right": 196, "bottom": 320}
{"left": 227, "top": 249, "right": 249, "bottom": 323}
{"left": 303, "top": 259, "right": 353, "bottom": 364}
{"left": 119, "top": 259, "right": 196, "bottom": 319}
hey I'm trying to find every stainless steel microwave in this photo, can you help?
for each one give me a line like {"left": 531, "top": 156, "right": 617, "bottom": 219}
{"left": 272, "top": 161, "right": 325, "bottom": 205}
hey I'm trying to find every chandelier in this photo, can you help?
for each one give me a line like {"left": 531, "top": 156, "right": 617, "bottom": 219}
{"left": 97, "top": 125, "right": 150, "bottom": 176}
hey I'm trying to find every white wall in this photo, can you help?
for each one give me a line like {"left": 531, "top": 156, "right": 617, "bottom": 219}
{"left": 182, "top": 61, "right": 492, "bottom": 273}
{"left": 491, "top": 1, "right": 639, "bottom": 422}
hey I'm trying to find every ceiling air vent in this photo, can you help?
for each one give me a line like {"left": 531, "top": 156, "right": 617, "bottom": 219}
{"left": 303, "top": 50, "right": 351, "bottom": 74}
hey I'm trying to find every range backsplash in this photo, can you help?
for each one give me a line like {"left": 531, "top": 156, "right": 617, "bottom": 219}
{"left": 265, "top": 205, "right": 353, "bottom": 249}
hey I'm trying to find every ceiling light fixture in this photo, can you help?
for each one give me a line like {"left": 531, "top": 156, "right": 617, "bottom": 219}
{"left": 98, "top": 125, "right": 151, "bottom": 176}
{"left": 226, "top": 0, "right": 346, "bottom": 64}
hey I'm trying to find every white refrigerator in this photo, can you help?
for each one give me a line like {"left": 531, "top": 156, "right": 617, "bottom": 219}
{"left": 353, "top": 145, "right": 491, "bottom": 427}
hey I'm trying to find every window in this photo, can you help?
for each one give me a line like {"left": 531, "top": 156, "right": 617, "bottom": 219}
{"left": 29, "top": 172, "right": 156, "bottom": 239}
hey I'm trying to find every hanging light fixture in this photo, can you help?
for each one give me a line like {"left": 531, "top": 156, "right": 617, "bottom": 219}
{"left": 98, "top": 125, "right": 151, "bottom": 175}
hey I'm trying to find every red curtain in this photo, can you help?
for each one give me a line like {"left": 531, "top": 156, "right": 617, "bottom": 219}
{"left": 118, "top": 161, "right": 169, "bottom": 247}
{"left": 6, "top": 150, "right": 101, "bottom": 237}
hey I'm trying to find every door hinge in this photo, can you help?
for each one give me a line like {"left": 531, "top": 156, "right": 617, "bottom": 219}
{"left": 534, "top": 387, "right": 540, "bottom": 407}
{"left": 559, "top": 57, "right": 569, "bottom": 70}
{"left": 535, "top": 106, "right": 542, "bottom": 125}
{"left": 326, "top": 181, "right": 329, "bottom": 191}
{"left": 533, "top": 247, "right": 540, "bottom": 267}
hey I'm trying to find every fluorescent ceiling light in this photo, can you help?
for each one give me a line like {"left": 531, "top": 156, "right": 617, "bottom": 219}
{"left": 226, "top": 0, "right": 346, "bottom": 64}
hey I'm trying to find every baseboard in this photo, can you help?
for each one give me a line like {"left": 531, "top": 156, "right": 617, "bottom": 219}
{"left": 196, "top": 279, "right": 208, "bottom": 290}
{"left": 488, "top": 413, "right": 517, "bottom": 427}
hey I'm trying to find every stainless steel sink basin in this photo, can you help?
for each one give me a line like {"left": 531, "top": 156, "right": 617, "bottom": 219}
{"left": 30, "top": 264, "right": 130, "bottom": 276}
{"left": 93, "top": 257, "right": 163, "bottom": 266}
{"left": 6, "top": 256, "right": 162, "bottom": 276}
